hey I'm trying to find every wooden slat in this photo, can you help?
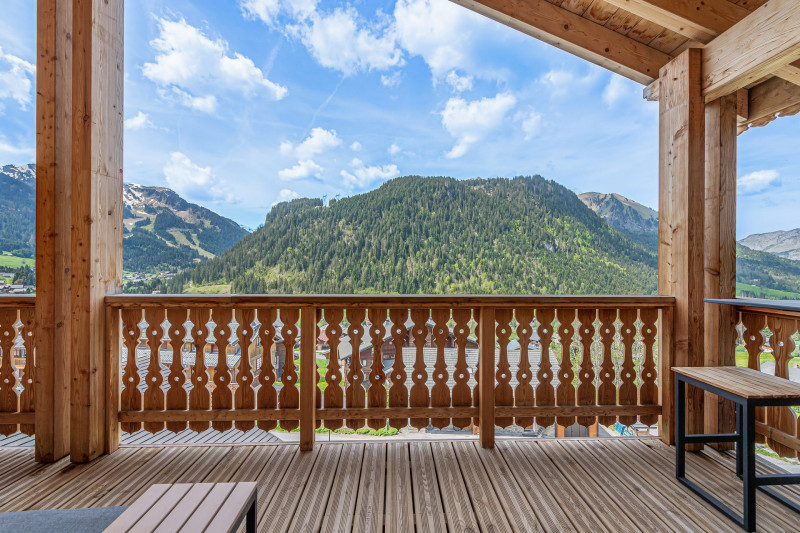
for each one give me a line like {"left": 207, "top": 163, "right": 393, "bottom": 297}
{"left": 288, "top": 444, "right": 342, "bottom": 532}
{"left": 234, "top": 308, "right": 256, "bottom": 432}
{"left": 321, "top": 443, "right": 364, "bottom": 532}
{"left": 129, "top": 483, "right": 193, "bottom": 531}
{"left": 211, "top": 308, "right": 234, "bottom": 432}
{"left": 409, "top": 442, "right": 447, "bottom": 533}
{"left": 388, "top": 309, "right": 409, "bottom": 430}
{"left": 165, "top": 308, "right": 189, "bottom": 434}
{"left": 205, "top": 482, "right": 257, "bottom": 533}
{"left": 576, "top": 308, "right": 597, "bottom": 428}
{"left": 513, "top": 308, "right": 535, "bottom": 428}
{"left": 105, "top": 483, "right": 171, "bottom": 532}
{"left": 143, "top": 308, "right": 166, "bottom": 434}
{"left": 409, "top": 309, "right": 431, "bottom": 429}
{"left": 346, "top": 308, "right": 367, "bottom": 430}
{"left": 153, "top": 483, "right": 213, "bottom": 533}
{"left": 431, "top": 442, "right": 480, "bottom": 531}
{"left": 430, "top": 308, "right": 451, "bottom": 429}
{"left": 639, "top": 307, "right": 659, "bottom": 427}
{"left": 367, "top": 308, "right": 388, "bottom": 430}
{"left": 353, "top": 443, "right": 386, "bottom": 533}
{"left": 256, "top": 307, "right": 278, "bottom": 432}
{"left": 555, "top": 308, "right": 577, "bottom": 427}
{"left": 323, "top": 309, "right": 344, "bottom": 429}
{"left": 673, "top": 366, "right": 800, "bottom": 399}
{"left": 178, "top": 483, "right": 237, "bottom": 532}
{"left": 262, "top": 446, "right": 319, "bottom": 532}
{"left": 453, "top": 442, "right": 513, "bottom": 532}
{"left": 385, "top": 443, "right": 414, "bottom": 533}
{"left": 534, "top": 308, "right": 556, "bottom": 428}
{"left": 478, "top": 307, "right": 495, "bottom": 447}
{"left": 451, "top": 308, "right": 473, "bottom": 429}
{"left": 299, "top": 306, "right": 317, "bottom": 451}
{"left": 188, "top": 308, "right": 211, "bottom": 433}
{"left": 495, "top": 309, "right": 514, "bottom": 429}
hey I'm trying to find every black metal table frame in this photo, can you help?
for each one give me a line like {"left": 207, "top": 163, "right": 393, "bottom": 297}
{"left": 675, "top": 373, "right": 800, "bottom": 531}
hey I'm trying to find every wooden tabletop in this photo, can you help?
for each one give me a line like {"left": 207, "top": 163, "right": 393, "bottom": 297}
{"left": 705, "top": 298, "right": 800, "bottom": 313}
{"left": 672, "top": 366, "right": 800, "bottom": 400}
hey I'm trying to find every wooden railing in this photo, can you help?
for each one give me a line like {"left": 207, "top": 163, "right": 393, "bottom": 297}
{"left": 0, "top": 295, "right": 36, "bottom": 436}
{"left": 106, "top": 294, "right": 675, "bottom": 449}
{"left": 734, "top": 303, "right": 800, "bottom": 459}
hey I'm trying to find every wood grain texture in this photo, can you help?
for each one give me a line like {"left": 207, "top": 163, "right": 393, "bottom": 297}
{"left": 513, "top": 308, "right": 535, "bottom": 428}
{"left": 639, "top": 308, "right": 659, "bottom": 427}
{"left": 409, "top": 309, "right": 430, "bottom": 429}
{"left": 555, "top": 308, "right": 577, "bottom": 427}
{"left": 494, "top": 309, "right": 514, "bottom": 429}
{"left": 279, "top": 307, "right": 301, "bottom": 431}
{"left": 385, "top": 443, "right": 414, "bottom": 533}
{"left": 408, "top": 442, "right": 447, "bottom": 533}
{"left": 576, "top": 308, "right": 597, "bottom": 428}
{"left": 143, "top": 308, "right": 166, "bottom": 434}
{"left": 597, "top": 308, "right": 617, "bottom": 427}
{"left": 165, "top": 308, "right": 189, "bottom": 434}
{"left": 19, "top": 307, "right": 36, "bottom": 437}
{"left": 345, "top": 308, "right": 367, "bottom": 430}
{"left": 0, "top": 310, "right": 19, "bottom": 436}
{"left": 189, "top": 308, "right": 211, "bottom": 433}
{"left": 211, "top": 308, "right": 234, "bottom": 432}
{"left": 256, "top": 307, "right": 278, "bottom": 431}
{"left": 388, "top": 309, "right": 409, "bottom": 430}
{"left": 234, "top": 308, "right": 256, "bottom": 432}
{"left": 367, "top": 308, "right": 388, "bottom": 430}
{"left": 478, "top": 307, "right": 496, "bottom": 448}
{"left": 323, "top": 308, "right": 344, "bottom": 429}
{"left": 299, "top": 306, "right": 317, "bottom": 450}
{"left": 353, "top": 443, "right": 386, "bottom": 532}
{"left": 430, "top": 308, "right": 451, "bottom": 429}
{"left": 618, "top": 308, "right": 638, "bottom": 427}
{"left": 534, "top": 308, "right": 556, "bottom": 428}
{"left": 451, "top": 308, "right": 473, "bottom": 429}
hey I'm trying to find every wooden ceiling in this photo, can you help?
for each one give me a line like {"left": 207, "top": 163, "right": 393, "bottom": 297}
{"left": 453, "top": 0, "right": 800, "bottom": 132}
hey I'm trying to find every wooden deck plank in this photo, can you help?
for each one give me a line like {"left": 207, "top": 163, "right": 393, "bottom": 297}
{"left": 321, "top": 443, "right": 365, "bottom": 533}
{"left": 431, "top": 441, "right": 480, "bottom": 532}
{"left": 408, "top": 442, "right": 447, "bottom": 533}
{"left": 385, "top": 443, "right": 414, "bottom": 533}
{"left": 353, "top": 443, "right": 387, "bottom": 533}
{"left": 287, "top": 444, "right": 343, "bottom": 533}
{"left": 473, "top": 443, "right": 544, "bottom": 533}
{"left": 263, "top": 447, "right": 321, "bottom": 532}
{"left": 452, "top": 441, "right": 513, "bottom": 533}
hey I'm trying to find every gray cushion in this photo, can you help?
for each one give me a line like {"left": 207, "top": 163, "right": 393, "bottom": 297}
{"left": 0, "top": 507, "right": 128, "bottom": 533}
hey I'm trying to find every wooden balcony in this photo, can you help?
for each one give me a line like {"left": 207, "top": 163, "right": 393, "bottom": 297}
{"left": 1, "top": 437, "right": 799, "bottom": 531}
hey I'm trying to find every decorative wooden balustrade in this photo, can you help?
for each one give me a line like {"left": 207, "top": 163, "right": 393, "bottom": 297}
{"left": 0, "top": 295, "right": 36, "bottom": 436}
{"left": 106, "top": 295, "right": 675, "bottom": 449}
{"left": 733, "top": 302, "right": 800, "bottom": 458}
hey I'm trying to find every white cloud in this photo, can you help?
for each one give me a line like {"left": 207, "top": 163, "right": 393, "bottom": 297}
{"left": 289, "top": 8, "right": 403, "bottom": 76}
{"left": 341, "top": 158, "right": 399, "bottom": 188}
{"left": 602, "top": 75, "right": 636, "bottom": 106}
{"left": 739, "top": 170, "right": 780, "bottom": 194}
{"left": 350, "top": 141, "right": 362, "bottom": 151}
{"left": 273, "top": 188, "right": 301, "bottom": 206}
{"left": 441, "top": 92, "right": 517, "bottom": 158}
{"left": 142, "top": 17, "right": 287, "bottom": 112}
{"left": 241, "top": 0, "right": 318, "bottom": 25}
{"left": 0, "top": 137, "right": 34, "bottom": 157}
{"left": 388, "top": 144, "right": 401, "bottom": 155}
{"left": 279, "top": 159, "right": 323, "bottom": 181}
{"left": 541, "top": 70, "right": 574, "bottom": 93}
{"left": 517, "top": 109, "right": 542, "bottom": 140}
{"left": 124, "top": 111, "right": 156, "bottom": 131}
{"left": 445, "top": 71, "right": 473, "bottom": 92}
{"left": 381, "top": 71, "right": 403, "bottom": 88}
{"left": 283, "top": 128, "right": 342, "bottom": 160}
{"left": 0, "top": 47, "right": 35, "bottom": 110}
{"left": 162, "top": 87, "right": 218, "bottom": 113}
{"left": 163, "top": 152, "right": 232, "bottom": 202}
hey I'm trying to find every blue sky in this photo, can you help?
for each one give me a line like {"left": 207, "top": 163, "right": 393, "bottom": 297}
{"left": 0, "top": 0, "right": 797, "bottom": 237}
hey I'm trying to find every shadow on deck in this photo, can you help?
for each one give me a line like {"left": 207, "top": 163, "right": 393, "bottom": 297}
{"left": 0, "top": 438, "right": 798, "bottom": 532}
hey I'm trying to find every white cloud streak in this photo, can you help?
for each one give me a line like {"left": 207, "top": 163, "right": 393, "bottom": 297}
{"left": 441, "top": 92, "right": 517, "bottom": 158}
{"left": 739, "top": 170, "right": 780, "bottom": 194}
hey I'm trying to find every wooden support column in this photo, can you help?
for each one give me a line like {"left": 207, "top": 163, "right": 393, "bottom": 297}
{"left": 299, "top": 307, "right": 317, "bottom": 452}
{"left": 69, "top": 0, "right": 124, "bottom": 463}
{"left": 35, "top": 0, "right": 73, "bottom": 463}
{"left": 704, "top": 94, "right": 738, "bottom": 449}
{"left": 478, "top": 307, "right": 495, "bottom": 448}
{"left": 659, "top": 305, "right": 675, "bottom": 445}
{"left": 659, "top": 49, "right": 705, "bottom": 448}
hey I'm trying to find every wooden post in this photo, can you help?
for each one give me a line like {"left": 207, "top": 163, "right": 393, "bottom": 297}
{"left": 105, "top": 306, "right": 121, "bottom": 454}
{"left": 659, "top": 305, "right": 675, "bottom": 445}
{"left": 70, "top": 0, "right": 124, "bottom": 463}
{"left": 658, "top": 49, "right": 705, "bottom": 448}
{"left": 479, "top": 307, "right": 495, "bottom": 448}
{"left": 34, "top": 0, "right": 73, "bottom": 463}
{"left": 299, "top": 307, "right": 317, "bottom": 451}
{"left": 704, "top": 93, "right": 738, "bottom": 450}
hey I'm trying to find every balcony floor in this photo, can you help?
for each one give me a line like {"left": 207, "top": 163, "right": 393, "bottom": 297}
{"left": 0, "top": 438, "right": 798, "bottom": 532}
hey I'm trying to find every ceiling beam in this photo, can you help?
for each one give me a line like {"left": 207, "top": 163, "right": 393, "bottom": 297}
{"left": 702, "top": 0, "right": 800, "bottom": 102}
{"left": 740, "top": 76, "right": 800, "bottom": 132}
{"left": 451, "top": 0, "right": 671, "bottom": 84}
{"left": 604, "top": 0, "right": 800, "bottom": 87}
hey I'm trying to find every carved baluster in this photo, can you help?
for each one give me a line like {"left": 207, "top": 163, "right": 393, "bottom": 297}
{"left": 514, "top": 308, "right": 535, "bottom": 429}
{"left": 165, "top": 308, "right": 188, "bottom": 433}
{"left": 495, "top": 309, "right": 514, "bottom": 429}
{"left": 576, "top": 309, "right": 597, "bottom": 428}
{"left": 345, "top": 308, "right": 366, "bottom": 430}
{"left": 388, "top": 309, "right": 409, "bottom": 430}
{"left": 143, "top": 308, "right": 166, "bottom": 433}
{"left": 766, "top": 315, "right": 797, "bottom": 458}
{"left": 323, "top": 308, "right": 344, "bottom": 429}
{"left": 189, "top": 307, "right": 211, "bottom": 433}
{"left": 451, "top": 308, "right": 472, "bottom": 429}
{"left": 409, "top": 308, "right": 430, "bottom": 429}
{"left": 639, "top": 308, "right": 659, "bottom": 427}
{"left": 741, "top": 312, "right": 767, "bottom": 443}
{"left": 534, "top": 309, "right": 556, "bottom": 429}
{"left": 314, "top": 308, "right": 322, "bottom": 429}
{"left": 555, "top": 309, "right": 576, "bottom": 429}
{"left": 0, "top": 309, "right": 19, "bottom": 436}
{"left": 597, "top": 309, "right": 618, "bottom": 427}
{"left": 279, "top": 307, "right": 301, "bottom": 431}
{"left": 235, "top": 308, "right": 256, "bottom": 432}
{"left": 18, "top": 307, "right": 35, "bottom": 436}
{"left": 367, "top": 308, "right": 388, "bottom": 430}
{"left": 618, "top": 308, "right": 638, "bottom": 428}
{"left": 211, "top": 308, "right": 234, "bottom": 432}
{"left": 430, "top": 308, "right": 451, "bottom": 429}
{"left": 256, "top": 307, "right": 278, "bottom": 431}
{"left": 121, "top": 309, "right": 143, "bottom": 434}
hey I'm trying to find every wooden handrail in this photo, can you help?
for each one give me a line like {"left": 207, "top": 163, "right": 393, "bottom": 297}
{"left": 0, "top": 295, "right": 36, "bottom": 307}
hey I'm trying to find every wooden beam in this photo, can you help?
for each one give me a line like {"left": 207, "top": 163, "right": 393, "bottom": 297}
{"left": 659, "top": 49, "right": 705, "bottom": 448}
{"left": 452, "top": 0, "right": 671, "bottom": 84}
{"left": 299, "top": 307, "right": 317, "bottom": 451}
{"left": 702, "top": 0, "right": 800, "bottom": 101}
{"left": 744, "top": 76, "right": 800, "bottom": 128}
{"left": 35, "top": 0, "right": 72, "bottom": 464}
{"left": 69, "top": 0, "right": 124, "bottom": 463}
{"left": 478, "top": 307, "right": 495, "bottom": 449}
{"left": 704, "top": 94, "right": 738, "bottom": 450}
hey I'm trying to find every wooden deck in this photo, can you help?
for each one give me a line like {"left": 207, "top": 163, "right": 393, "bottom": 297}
{"left": 0, "top": 438, "right": 798, "bottom": 532}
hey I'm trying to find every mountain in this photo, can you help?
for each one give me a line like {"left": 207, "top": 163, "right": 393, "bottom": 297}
{"left": 580, "top": 191, "right": 800, "bottom": 299}
{"left": 167, "top": 176, "right": 659, "bottom": 295}
{"left": 0, "top": 164, "right": 248, "bottom": 276}
{"left": 739, "top": 229, "right": 800, "bottom": 261}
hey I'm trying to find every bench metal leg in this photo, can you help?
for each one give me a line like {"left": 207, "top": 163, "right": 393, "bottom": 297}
{"left": 247, "top": 498, "right": 257, "bottom": 533}
{"left": 736, "top": 403, "right": 743, "bottom": 478}
{"left": 676, "top": 377, "right": 685, "bottom": 478}
{"left": 742, "top": 403, "right": 756, "bottom": 532}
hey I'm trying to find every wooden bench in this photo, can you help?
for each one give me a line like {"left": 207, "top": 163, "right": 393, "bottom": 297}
{"left": 104, "top": 482, "right": 256, "bottom": 532}
{"left": 674, "top": 366, "right": 800, "bottom": 532}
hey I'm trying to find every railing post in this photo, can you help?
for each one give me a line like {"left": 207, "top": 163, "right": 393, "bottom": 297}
{"left": 105, "top": 305, "right": 121, "bottom": 454}
{"left": 659, "top": 305, "right": 675, "bottom": 445}
{"left": 479, "top": 307, "right": 495, "bottom": 449}
{"left": 299, "top": 306, "right": 317, "bottom": 452}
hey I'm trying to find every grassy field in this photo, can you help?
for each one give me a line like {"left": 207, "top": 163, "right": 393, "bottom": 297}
{"left": 184, "top": 283, "right": 232, "bottom": 294}
{"left": 737, "top": 282, "right": 800, "bottom": 300}
{"left": 0, "top": 253, "right": 34, "bottom": 269}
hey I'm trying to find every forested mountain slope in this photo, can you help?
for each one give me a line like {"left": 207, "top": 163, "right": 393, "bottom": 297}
{"left": 168, "top": 176, "right": 658, "bottom": 295}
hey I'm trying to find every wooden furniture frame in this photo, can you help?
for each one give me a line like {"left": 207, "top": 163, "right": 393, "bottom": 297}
{"left": 674, "top": 367, "right": 800, "bottom": 531}
{"left": 104, "top": 482, "right": 257, "bottom": 533}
